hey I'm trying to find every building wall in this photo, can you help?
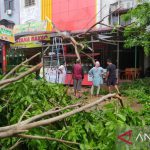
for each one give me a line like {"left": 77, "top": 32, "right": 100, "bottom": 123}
{"left": 41, "top": 0, "right": 52, "bottom": 31}
{"left": 41, "top": 0, "right": 98, "bottom": 32}
{"left": 52, "top": 0, "right": 97, "bottom": 31}
{"left": 0, "top": 0, "right": 20, "bottom": 24}
{"left": 99, "top": 0, "right": 137, "bottom": 28}
{"left": 100, "top": 0, "right": 116, "bottom": 27}
{"left": 20, "top": 0, "right": 41, "bottom": 24}
{"left": 41, "top": 0, "right": 139, "bottom": 31}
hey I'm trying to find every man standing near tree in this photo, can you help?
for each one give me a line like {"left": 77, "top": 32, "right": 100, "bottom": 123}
{"left": 72, "top": 59, "right": 84, "bottom": 98}
{"left": 105, "top": 59, "right": 120, "bottom": 94}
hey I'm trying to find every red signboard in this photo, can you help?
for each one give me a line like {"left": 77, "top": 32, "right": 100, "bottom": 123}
{"left": 52, "top": 0, "right": 96, "bottom": 31}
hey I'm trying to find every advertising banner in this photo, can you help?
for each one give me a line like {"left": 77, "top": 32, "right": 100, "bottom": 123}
{"left": 0, "top": 26, "right": 15, "bottom": 43}
{"left": 13, "top": 21, "right": 47, "bottom": 34}
{"left": 11, "top": 34, "right": 50, "bottom": 48}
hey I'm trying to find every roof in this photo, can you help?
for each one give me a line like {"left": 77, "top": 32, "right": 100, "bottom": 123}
{"left": 0, "top": 19, "right": 15, "bottom": 26}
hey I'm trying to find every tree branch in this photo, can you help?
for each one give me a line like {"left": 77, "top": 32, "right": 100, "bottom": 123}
{"left": 0, "top": 63, "right": 43, "bottom": 87}
{"left": 17, "top": 134, "right": 80, "bottom": 145}
{"left": 2, "top": 52, "right": 41, "bottom": 80}
{"left": 0, "top": 45, "right": 50, "bottom": 90}
{"left": 0, "top": 103, "right": 81, "bottom": 132}
{"left": 9, "top": 139, "right": 22, "bottom": 150}
{"left": 80, "top": 51, "right": 95, "bottom": 64}
{"left": 83, "top": 7, "right": 122, "bottom": 34}
{"left": 0, "top": 94, "right": 116, "bottom": 138}
{"left": 18, "top": 104, "right": 32, "bottom": 124}
{"left": 72, "top": 43, "right": 81, "bottom": 61}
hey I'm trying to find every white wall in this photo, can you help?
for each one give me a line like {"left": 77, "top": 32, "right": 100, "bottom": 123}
{"left": 20, "top": 0, "right": 41, "bottom": 24}
{"left": 96, "top": 0, "right": 137, "bottom": 29}
{"left": 0, "top": 0, "right": 20, "bottom": 24}
{"left": 101, "top": 0, "right": 117, "bottom": 27}
{"left": 96, "top": 0, "right": 117, "bottom": 29}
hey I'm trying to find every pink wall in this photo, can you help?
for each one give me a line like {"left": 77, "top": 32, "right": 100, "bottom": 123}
{"left": 52, "top": 0, "right": 96, "bottom": 31}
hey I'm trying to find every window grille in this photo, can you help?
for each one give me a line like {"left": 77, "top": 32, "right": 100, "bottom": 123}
{"left": 25, "top": 0, "right": 35, "bottom": 7}
{"left": 4, "top": 0, "right": 14, "bottom": 12}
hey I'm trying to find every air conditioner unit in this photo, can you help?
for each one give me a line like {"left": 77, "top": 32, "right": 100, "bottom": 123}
{"left": 6, "top": 9, "right": 12, "bottom": 15}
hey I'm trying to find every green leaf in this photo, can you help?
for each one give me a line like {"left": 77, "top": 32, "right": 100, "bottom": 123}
{"left": 116, "top": 114, "right": 126, "bottom": 122}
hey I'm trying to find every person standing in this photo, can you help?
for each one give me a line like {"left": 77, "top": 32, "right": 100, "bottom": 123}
{"left": 72, "top": 59, "right": 84, "bottom": 98}
{"left": 105, "top": 59, "right": 120, "bottom": 94}
{"left": 58, "top": 64, "right": 66, "bottom": 84}
{"left": 89, "top": 61, "right": 104, "bottom": 97}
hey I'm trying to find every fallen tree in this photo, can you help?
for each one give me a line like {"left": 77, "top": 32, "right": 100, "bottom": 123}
{"left": 0, "top": 63, "right": 42, "bottom": 87}
{"left": 0, "top": 7, "right": 129, "bottom": 149}
{"left": 0, "top": 93, "right": 117, "bottom": 138}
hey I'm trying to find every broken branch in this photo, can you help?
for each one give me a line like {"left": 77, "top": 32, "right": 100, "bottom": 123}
{"left": 0, "top": 93, "right": 116, "bottom": 138}
{"left": 0, "top": 63, "right": 43, "bottom": 87}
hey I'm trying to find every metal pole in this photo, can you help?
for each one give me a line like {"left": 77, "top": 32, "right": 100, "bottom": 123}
{"left": 116, "top": 0, "right": 120, "bottom": 79}
{"left": 91, "top": 36, "right": 94, "bottom": 60}
{"left": 117, "top": 30, "right": 120, "bottom": 79}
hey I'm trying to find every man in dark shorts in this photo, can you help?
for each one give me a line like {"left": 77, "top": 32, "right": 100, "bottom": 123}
{"left": 72, "top": 59, "right": 84, "bottom": 98}
{"left": 105, "top": 59, "right": 120, "bottom": 94}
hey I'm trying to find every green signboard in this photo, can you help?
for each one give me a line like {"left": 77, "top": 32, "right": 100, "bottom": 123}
{"left": 14, "top": 21, "right": 47, "bottom": 34}
{"left": 0, "top": 26, "right": 15, "bottom": 43}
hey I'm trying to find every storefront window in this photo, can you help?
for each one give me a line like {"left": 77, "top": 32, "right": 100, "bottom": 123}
{"left": 7, "top": 49, "right": 25, "bottom": 71}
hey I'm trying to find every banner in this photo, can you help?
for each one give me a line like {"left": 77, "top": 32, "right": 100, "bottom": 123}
{"left": 0, "top": 25, "right": 15, "bottom": 43}
{"left": 11, "top": 34, "right": 50, "bottom": 48}
{"left": 13, "top": 21, "right": 47, "bottom": 34}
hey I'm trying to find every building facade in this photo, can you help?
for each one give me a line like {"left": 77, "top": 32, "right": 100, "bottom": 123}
{"left": 41, "top": 0, "right": 138, "bottom": 31}
{"left": 20, "top": 0, "right": 41, "bottom": 24}
{"left": 0, "top": 0, "right": 20, "bottom": 24}
{"left": 0, "top": 0, "right": 149, "bottom": 77}
{"left": 41, "top": 0, "right": 103, "bottom": 31}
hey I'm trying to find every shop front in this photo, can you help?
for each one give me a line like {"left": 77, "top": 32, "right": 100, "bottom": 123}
{"left": 0, "top": 25, "right": 15, "bottom": 74}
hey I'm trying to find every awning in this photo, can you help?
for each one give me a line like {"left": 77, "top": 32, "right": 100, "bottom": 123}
{"left": 0, "top": 19, "right": 15, "bottom": 27}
